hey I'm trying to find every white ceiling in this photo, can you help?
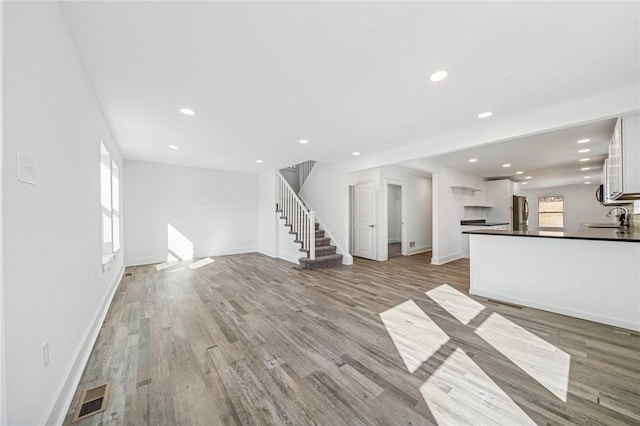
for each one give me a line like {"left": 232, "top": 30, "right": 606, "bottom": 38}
{"left": 59, "top": 1, "right": 639, "bottom": 175}
{"left": 426, "top": 118, "right": 616, "bottom": 189}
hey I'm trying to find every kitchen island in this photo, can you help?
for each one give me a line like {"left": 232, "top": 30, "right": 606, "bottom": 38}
{"left": 463, "top": 228, "right": 640, "bottom": 331}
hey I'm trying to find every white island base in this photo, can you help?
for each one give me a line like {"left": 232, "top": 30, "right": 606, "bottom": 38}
{"left": 468, "top": 233, "right": 640, "bottom": 331}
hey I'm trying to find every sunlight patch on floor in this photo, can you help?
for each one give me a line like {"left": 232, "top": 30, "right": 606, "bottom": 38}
{"left": 379, "top": 300, "right": 448, "bottom": 373}
{"left": 426, "top": 284, "right": 485, "bottom": 325}
{"left": 420, "top": 348, "right": 536, "bottom": 425}
{"left": 188, "top": 257, "right": 215, "bottom": 270}
{"left": 475, "top": 312, "right": 571, "bottom": 402}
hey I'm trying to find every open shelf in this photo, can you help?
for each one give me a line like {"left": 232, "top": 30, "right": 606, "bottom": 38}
{"left": 464, "top": 204, "right": 493, "bottom": 208}
{"left": 451, "top": 184, "right": 483, "bottom": 193}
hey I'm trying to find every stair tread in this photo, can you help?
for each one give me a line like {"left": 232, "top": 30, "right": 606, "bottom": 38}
{"left": 299, "top": 254, "right": 343, "bottom": 262}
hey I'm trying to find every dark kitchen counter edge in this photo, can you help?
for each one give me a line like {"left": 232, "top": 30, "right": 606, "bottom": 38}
{"left": 460, "top": 221, "right": 510, "bottom": 226}
{"left": 462, "top": 228, "right": 640, "bottom": 243}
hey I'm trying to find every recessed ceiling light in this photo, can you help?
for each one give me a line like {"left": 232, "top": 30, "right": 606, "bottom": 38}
{"left": 584, "top": 176, "right": 591, "bottom": 179}
{"left": 584, "top": 181, "right": 591, "bottom": 185}
{"left": 168, "top": 145, "right": 178, "bottom": 149}
{"left": 525, "top": 176, "right": 532, "bottom": 179}
{"left": 581, "top": 167, "right": 590, "bottom": 171}
{"left": 522, "top": 182, "right": 528, "bottom": 185}
{"left": 429, "top": 70, "right": 448, "bottom": 82}
{"left": 477, "top": 111, "right": 493, "bottom": 119}
{"left": 577, "top": 138, "right": 591, "bottom": 144}
{"left": 179, "top": 108, "right": 195, "bottom": 116}
{"left": 502, "top": 163, "right": 511, "bottom": 168}
{"left": 299, "top": 139, "right": 309, "bottom": 144}
{"left": 516, "top": 171, "right": 524, "bottom": 175}
{"left": 468, "top": 158, "right": 478, "bottom": 163}
{"left": 579, "top": 158, "right": 590, "bottom": 162}
{"left": 352, "top": 152, "right": 360, "bottom": 156}
{"left": 256, "top": 159, "right": 264, "bottom": 164}
{"left": 579, "top": 148, "right": 591, "bottom": 153}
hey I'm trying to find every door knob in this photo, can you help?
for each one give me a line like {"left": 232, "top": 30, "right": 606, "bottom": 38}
{"left": 369, "top": 224, "right": 375, "bottom": 228}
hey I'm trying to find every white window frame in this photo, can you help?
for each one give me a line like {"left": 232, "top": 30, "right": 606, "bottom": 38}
{"left": 100, "top": 141, "right": 121, "bottom": 268}
{"left": 538, "top": 195, "right": 564, "bottom": 229}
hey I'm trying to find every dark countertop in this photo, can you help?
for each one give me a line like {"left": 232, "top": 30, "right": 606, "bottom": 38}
{"left": 462, "top": 228, "right": 640, "bottom": 243}
{"left": 460, "top": 220, "right": 509, "bottom": 226}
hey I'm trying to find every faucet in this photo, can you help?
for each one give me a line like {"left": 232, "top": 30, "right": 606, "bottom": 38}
{"left": 608, "top": 207, "right": 629, "bottom": 227}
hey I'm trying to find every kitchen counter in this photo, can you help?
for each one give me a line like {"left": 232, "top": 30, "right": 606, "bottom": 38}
{"left": 460, "top": 220, "right": 510, "bottom": 226}
{"left": 463, "top": 228, "right": 640, "bottom": 242}
{"left": 466, "top": 229, "right": 640, "bottom": 331}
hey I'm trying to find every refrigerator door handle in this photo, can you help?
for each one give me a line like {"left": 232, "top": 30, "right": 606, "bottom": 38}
{"left": 523, "top": 199, "right": 529, "bottom": 221}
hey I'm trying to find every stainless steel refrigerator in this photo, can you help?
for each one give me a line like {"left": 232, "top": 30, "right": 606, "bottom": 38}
{"left": 512, "top": 195, "right": 529, "bottom": 231}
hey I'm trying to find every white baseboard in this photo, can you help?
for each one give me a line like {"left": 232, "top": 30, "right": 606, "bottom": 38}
{"left": 277, "top": 252, "right": 300, "bottom": 265}
{"left": 431, "top": 251, "right": 462, "bottom": 265}
{"left": 45, "top": 265, "right": 125, "bottom": 426}
{"left": 469, "top": 289, "right": 640, "bottom": 332}
{"left": 408, "top": 245, "right": 432, "bottom": 256}
{"left": 125, "top": 247, "right": 256, "bottom": 267}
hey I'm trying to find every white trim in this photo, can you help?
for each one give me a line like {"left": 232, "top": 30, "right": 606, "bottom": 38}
{"left": 470, "top": 289, "right": 640, "bottom": 332}
{"left": 431, "top": 251, "right": 462, "bottom": 265}
{"left": 277, "top": 252, "right": 300, "bottom": 265}
{"left": 408, "top": 245, "right": 432, "bottom": 256}
{"left": 44, "top": 265, "right": 125, "bottom": 426}
{"left": 125, "top": 247, "right": 257, "bottom": 267}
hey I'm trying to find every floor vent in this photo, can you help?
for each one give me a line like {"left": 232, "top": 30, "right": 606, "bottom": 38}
{"left": 72, "top": 383, "right": 110, "bottom": 423}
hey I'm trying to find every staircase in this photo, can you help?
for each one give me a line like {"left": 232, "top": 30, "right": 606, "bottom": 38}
{"left": 298, "top": 223, "right": 343, "bottom": 269}
{"left": 276, "top": 170, "right": 343, "bottom": 270}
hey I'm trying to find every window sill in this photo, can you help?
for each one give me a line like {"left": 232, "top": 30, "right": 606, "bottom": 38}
{"left": 102, "top": 252, "right": 116, "bottom": 272}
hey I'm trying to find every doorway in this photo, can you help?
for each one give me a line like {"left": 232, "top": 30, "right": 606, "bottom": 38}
{"left": 387, "top": 184, "right": 402, "bottom": 258}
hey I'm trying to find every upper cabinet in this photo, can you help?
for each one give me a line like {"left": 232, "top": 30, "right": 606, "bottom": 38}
{"left": 607, "top": 113, "right": 640, "bottom": 200}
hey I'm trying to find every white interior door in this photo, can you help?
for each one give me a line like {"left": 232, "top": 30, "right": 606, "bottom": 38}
{"left": 354, "top": 182, "right": 377, "bottom": 260}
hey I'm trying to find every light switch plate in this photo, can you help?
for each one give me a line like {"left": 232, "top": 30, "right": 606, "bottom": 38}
{"left": 18, "top": 151, "right": 36, "bottom": 185}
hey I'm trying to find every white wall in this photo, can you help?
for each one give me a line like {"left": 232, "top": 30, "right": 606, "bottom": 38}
{"left": 257, "top": 170, "right": 277, "bottom": 257}
{"left": 348, "top": 165, "right": 433, "bottom": 261}
{"left": 387, "top": 184, "right": 401, "bottom": 243}
{"left": 299, "top": 162, "right": 353, "bottom": 264}
{"left": 0, "top": 1, "right": 6, "bottom": 423}
{"left": 380, "top": 166, "right": 433, "bottom": 257}
{"left": 521, "top": 184, "right": 616, "bottom": 231}
{"left": 400, "top": 159, "right": 485, "bottom": 264}
{"left": 3, "top": 3, "right": 125, "bottom": 424}
{"left": 124, "top": 161, "right": 258, "bottom": 265}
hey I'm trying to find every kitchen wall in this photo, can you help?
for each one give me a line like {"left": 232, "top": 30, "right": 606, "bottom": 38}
{"left": 3, "top": 3, "right": 125, "bottom": 424}
{"left": 124, "top": 160, "right": 258, "bottom": 266}
{"left": 521, "top": 184, "right": 615, "bottom": 231}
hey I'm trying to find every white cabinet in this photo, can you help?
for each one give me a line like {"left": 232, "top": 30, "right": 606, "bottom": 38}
{"left": 608, "top": 113, "right": 640, "bottom": 200}
{"left": 484, "top": 179, "right": 517, "bottom": 228}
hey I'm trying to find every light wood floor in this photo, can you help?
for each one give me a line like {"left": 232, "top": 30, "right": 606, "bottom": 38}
{"left": 64, "top": 252, "right": 640, "bottom": 425}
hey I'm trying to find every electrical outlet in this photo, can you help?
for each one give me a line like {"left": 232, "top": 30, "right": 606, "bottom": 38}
{"left": 42, "top": 341, "right": 50, "bottom": 370}
{"left": 410, "top": 241, "right": 416, "bottom": 247}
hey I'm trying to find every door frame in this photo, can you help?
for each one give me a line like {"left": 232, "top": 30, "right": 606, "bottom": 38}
{"left": 384, "top": 178, "right": 408, "bottom": 258}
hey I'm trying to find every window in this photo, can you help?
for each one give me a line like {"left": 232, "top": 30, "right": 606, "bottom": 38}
{"left": 100, "top": 141, "right": 120, "bottom": 265}
{"left": 538, "top": 196, "right": 564, "bottom": 228}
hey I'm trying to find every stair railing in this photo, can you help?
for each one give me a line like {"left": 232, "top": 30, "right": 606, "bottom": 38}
{"left": 297, "top": 160, "right": 316, "bottom": 190}
{"left": 276, "top": 171, "right": 315, "bottom": 260}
